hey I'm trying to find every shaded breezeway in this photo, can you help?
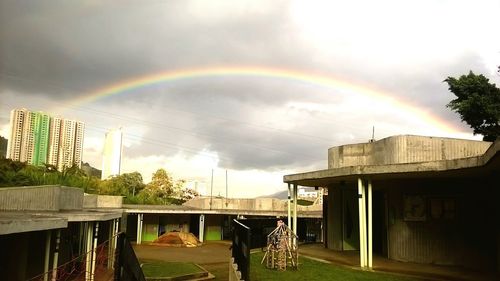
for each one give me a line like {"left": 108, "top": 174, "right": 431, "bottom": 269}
{"left": 299, "top": 243, "right": 499, "bottom": 281}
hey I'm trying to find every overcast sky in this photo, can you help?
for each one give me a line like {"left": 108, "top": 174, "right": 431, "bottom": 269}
{"left": 1, "top": 0, "right": 499, "bottom": 197}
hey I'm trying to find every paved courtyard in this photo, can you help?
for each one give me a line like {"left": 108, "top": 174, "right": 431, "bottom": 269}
{"left": 133, "top": 241, "right": 231, "bottom": 281}
{"left": 133, "top": 242, "right": 498, "bottom": 281}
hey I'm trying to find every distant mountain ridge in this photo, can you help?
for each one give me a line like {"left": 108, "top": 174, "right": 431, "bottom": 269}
{"left": 259, "top": 189, "right": 288, "bottom": 199}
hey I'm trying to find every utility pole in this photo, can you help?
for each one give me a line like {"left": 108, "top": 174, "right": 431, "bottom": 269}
{"left": 210, "top": 169, "right": 214, "bottom": 210}
{"left": 225, "top": 170, "right": 228, "bottom": 207}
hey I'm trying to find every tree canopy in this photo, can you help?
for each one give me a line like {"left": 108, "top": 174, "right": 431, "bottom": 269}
{"left": 444, "top": 71, "right": 500, "bottom": 141}
{"left": 0, "top": 159, "right": 196, "bottom": 205}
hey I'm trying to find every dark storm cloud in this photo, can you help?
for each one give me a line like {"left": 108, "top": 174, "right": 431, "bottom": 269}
{"left": 86, "top": 76, "right": 346, "bottom": 170}
{"left": 0, "top": 0, "right": 306, "bottom": 99}
{"left": 1, "top": 0, "right": 497, "bottom": 174}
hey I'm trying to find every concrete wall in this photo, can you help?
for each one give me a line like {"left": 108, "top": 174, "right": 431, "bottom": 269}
{"left": 159, "top": 214, "right": 190, "bottom": 234}
{"left": 96, "top": 195, "right": 123, "bottom": 208}
{"left": 228, "top": 257, "right": 244, "bottom": 281}
{"left": 328, "top": 135, "right": 491, "bottom": 169}
{"left": 184, "top": 197, "right": 322, "bottom": 212}
{"left": 83, "top": 194, "right": 98, "bottom": 209}
{"left": 142, "top": 214, "right": 159, "bottom": 242}
{"left": 383, "top": 177, "right": 497, "bottom": 270}
{"left": 59, "top": 186, "right": 84, "bottom": 210}
{"left": 0, "top": 185, "right": 82, "bottom": 211}
{"left": 205, "top": 215, "right": 222, "bottom": 241}
{"left": 83, "top": 194, "right": 122, "bottom": 209}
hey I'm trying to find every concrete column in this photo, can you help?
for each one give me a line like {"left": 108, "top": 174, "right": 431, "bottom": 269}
{"left": 293, "top": 184, "right": 298, "bottom": 246}
{"left": 199, "top": 214, "right": 205, "bottom": 242}
{"left": 43, "top": 230, "right": 51, "bottom": 281}
{"left": 357, "top": 178, "right": 366, "bottom": 268}
{"left": 362, "top": 180, "right": 368, "bottom": 267}
{"left": 91, "top": 222, "right": 99, "bottom": 281}
{"left": 51, "top": 229, "right": 61, "bottom": 281}
{"left": 114, "top": 219, "right": 119, "bottom": 249}
{"left": 108, "top": 220, "right": 115, "bottom": 269}
{"left": 287, "top": 183, "right": 291, "bottom": 228}
{"left": 137, "top": 214, "right": 143, "bottom": 244}
{"left": 367, "top": 180, "right": 373, "bottom": 268}
{"left": 85, "top": 222, "right": 93, "bottom": 281}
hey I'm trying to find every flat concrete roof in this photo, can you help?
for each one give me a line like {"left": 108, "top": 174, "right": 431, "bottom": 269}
{"left": 0, "top": 212, "right": 67, "bottom": 235}
{"left": 123, "top": 205, "right": 322, "bottom": 218}
{"left": 52, "top": 209, "right": 123, "bottom": 222}
{"left": 0, "top": 208, "right": 123, "bottom": 235}
{"left": 284, "top": 140, "right": 500, "bottom": 187}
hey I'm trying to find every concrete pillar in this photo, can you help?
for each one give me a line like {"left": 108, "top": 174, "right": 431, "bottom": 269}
{"left": 367, "top": 180, "right": 373, "bottom": 269}
{"left": 108, "top": 220, "right": 115, "bottom": 269}
{"left": 114, "top": 219, "right": 119, "bottom": 249}
{"left": 293, "top": 184, "right": 298, "bottom": 246}
{"left": 287, "top": 183, "right": 291, "bottom": 228}
{"left": 199, "top": 214, "right": 205, "bottom": 243}
{"left": 357, "top": 178, "right": 366, "bottom": 268}
{"left": 137, "top": 214, "right": 143, "bottom": 244}
{"left": 51, "top": 229, "right": 61, "bottom": 281}
{"left": 43, "top": 230, "right": 51, "bottom": 281}
{"left": 85, "top": 222, "right": 93, "bottom": 281}
{"left": 91, "top": 222, "right": 99, "bottom": 281}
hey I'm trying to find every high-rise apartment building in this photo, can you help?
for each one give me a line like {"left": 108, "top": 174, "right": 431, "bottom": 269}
{"left": 7, "top": 108, "right": 28, "bottom": 162}
{"left": 101, "top": 128, "right": 123, "bottom": 179}
{"left": 7, "top": 108, "right": 85, "bottom": 170}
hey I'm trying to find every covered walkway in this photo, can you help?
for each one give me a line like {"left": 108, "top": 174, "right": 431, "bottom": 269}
{"left": 299, "top": 243, "right": 499, "bottom": 281}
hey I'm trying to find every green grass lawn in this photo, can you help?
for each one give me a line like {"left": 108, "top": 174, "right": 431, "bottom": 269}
{"left": 141, "top": 261, "right": 203, "bottom": 278}
{"left": 251, "top": 252, "right": 418, "bottom": 281}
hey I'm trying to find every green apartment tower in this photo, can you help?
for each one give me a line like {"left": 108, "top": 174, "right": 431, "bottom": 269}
{"left": 30, "top": 112, "right": 51, "bottom": 166}
{"left": 7, "top": 108, "right": 84, "bottom": 169}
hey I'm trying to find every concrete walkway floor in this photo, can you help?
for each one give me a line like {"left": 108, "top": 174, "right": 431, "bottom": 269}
{"left": 299, "top": 243, "right": 499, "bottom": 281}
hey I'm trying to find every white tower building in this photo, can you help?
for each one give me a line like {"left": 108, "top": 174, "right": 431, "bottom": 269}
{"left": 101, "top": 128, "right": 123, "bottom": 180}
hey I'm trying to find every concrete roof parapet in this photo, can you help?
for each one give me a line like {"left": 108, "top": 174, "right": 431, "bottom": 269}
{"left": 328, "top": 135, "right": 491, "bottom": 169}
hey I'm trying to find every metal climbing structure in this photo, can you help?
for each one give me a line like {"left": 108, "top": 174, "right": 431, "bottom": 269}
{"left": 261, "top": 220, "right": 298, "bottom": 271}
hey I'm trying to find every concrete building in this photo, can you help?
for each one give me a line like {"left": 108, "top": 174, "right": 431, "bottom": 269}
{"left": 123, "top": 197, "right": 322, "bottom": 245}
{"left": 0, "top": 185, "right": 323, "bottom": 279}
{"left": 0, "top": 185, "right": 122, "bottom": 281}
{"left": 284, "top": 135, "right": 500, "bottom": 274}
{"left": 7, "top": 108, "right": 29, "bottom": 162}
{"left": 57, "top": 119, "right": 85, "bottom": 171}
{"left": 101, "top": 128, "right": 123, "bottom": 179}
{"left": 8, "top": 109, "right": 51, "bottom": 165}
{"left": 7, "top": 108, "right": 85, "bottom": 170}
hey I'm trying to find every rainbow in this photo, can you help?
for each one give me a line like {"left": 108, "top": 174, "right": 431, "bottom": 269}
{"left": 70, "top": 65, "right": 458, "bottom": 133}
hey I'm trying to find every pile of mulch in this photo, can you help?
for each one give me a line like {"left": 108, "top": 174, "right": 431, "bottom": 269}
{"left": 151, "top": 231, "right": 202, "bottom": 247}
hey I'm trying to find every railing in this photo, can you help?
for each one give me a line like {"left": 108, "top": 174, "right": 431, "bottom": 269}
{"left": 27, "top": 238, "right": 115, "bottom": 281}
{"left": 114, "top": 232, "right": 146, "bottom": 281}
{"left": 27, "top": 232, "right": 145, "bottom": 281}
{"left": 232, "top": 219, "right": 251, "bottom": 281}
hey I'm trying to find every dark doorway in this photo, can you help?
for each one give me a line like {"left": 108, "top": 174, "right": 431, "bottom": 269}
{"left": 126, "top": 214, "right": 138, "bottom": 242}
{"left": 373, "top": 190, "right": 388, "bottom": 257}
{"left": 190, "top": 214, "right": 200, "bottom": 237}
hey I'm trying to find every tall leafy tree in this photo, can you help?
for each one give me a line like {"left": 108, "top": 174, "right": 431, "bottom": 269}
{"left": 99, "top": 172, "right": 145, "bottom": 196}
{"left": 444, "top": 71, "right": 500, "bottom": 141}
{"left": 140, "top": 168, "right": 185, "bottom": 204}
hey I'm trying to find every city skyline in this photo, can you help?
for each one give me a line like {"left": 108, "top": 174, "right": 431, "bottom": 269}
{"left": 1, "top": 0, "right": 499, "bottom": 197}
{"left": 6, "top": 108, "right": 85, "bottom": 171}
